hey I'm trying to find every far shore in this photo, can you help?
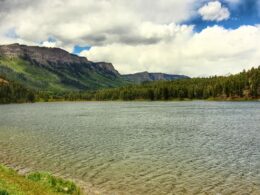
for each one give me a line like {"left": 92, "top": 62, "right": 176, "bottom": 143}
{"left": 1, "top": 97, "right": 260, "bottom": 105}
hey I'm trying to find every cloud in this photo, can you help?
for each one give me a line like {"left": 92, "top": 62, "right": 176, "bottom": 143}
{"left": 41, "top": 41, "right": 58, "bottom": 48}
{"left": 0, "top": 0, "right": 259, "bottom": 77}
{"left": 81, "top": 25, "right": 260, "bottom": 77}
{"left": 0, "top": 0, "right": 197, "bottom": 48}
{"left": 198, "top": 1, "right": 230, "bottom": 21}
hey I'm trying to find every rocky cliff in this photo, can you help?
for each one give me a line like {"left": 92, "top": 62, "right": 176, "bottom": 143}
{"left": 0, "top": 44, "right": 124, "bottom": 91}
{"left": 0, "top": 43, "right": 189, "bottom": 91}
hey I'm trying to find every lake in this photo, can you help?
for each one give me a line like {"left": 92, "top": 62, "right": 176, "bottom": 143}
{"left": 0, "top": 101, "right": 260, "bottom": 194}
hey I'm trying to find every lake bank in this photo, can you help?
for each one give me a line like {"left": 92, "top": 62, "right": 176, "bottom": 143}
{"left": 0, "top": 162, "right": 111, "bottom": 195}
{"left": 0, "top": 101, "right": 260, "bottom": 194}
{"left": 0, "top": 164, "right": 81, "bottom": 195}
{"left": 1, "top": 96, "right": 260, "bottom": 105}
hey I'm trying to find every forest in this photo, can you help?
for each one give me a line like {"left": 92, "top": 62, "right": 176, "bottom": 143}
{"left": 0, "top": 66, "right": 259, "bottom": 103}
{"left": 90, "top": 66, "right": 260, "bottom": 101}
{"left": 0, "top": 75, "right": 35, "bottom": 104}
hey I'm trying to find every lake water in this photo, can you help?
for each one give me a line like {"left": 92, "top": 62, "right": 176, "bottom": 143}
{"left": 0, "top": 101, "right": 260, "bottom": 194}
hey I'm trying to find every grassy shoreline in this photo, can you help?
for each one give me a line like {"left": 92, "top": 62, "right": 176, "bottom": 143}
{"left": 0, "top": 164, "right": 82, "bottom": 195}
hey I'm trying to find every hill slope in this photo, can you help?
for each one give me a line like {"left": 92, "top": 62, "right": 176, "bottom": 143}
{"left": 0, "top": 75, "right": 35, "bottom": 103}
{"left": 123, "top": 71, "right": 189, "bottom": 83}
{"left": 0, "top": 44, "right": 128, "bottom": 91}
{"left": 0, "top": 44, "right": 189, "bottom": 92}
{"left": 91, "top": 66, "right": 260, "bottom": 101}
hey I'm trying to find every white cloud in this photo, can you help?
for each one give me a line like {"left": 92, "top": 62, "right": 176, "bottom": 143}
{"left": 81, "top": 25, "right": 260, "bottom": 77}
{"left": 41, "top": 41, "right": 57, "bottom": 48}
{"left": 0, "top": 0, "right": 197, "bottom": 48}
{"left": 198, "top": 1, "right": 230, "bottom": 21}
{"left": 0, "top": 0, "right": 259, "bottom": 77}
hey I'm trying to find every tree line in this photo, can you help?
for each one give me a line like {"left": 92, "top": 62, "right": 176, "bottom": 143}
{"left": 0, "top": 75, "right": 35, "bottom": 103}
{"left": 1, "top": 66, "right": 259, "bottom": 103}
{"left": 86, "top": 66, "right": 260, "bottom": 101}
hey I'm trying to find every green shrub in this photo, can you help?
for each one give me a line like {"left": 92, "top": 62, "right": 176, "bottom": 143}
{"left": 27, "top": 172, "right": 80, "bottom": 195}
{"left": 0, "top": 190, "right": 9, "bottom": 195}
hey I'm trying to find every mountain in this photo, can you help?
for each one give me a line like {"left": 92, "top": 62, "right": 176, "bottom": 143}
{"left": 0, "top": 43, "right": 128, "bottom": 91}
{"left": 123, "top": 71, "right": 189, "bottom": 83}
{"left": 0, "top": 44, "right": 189, "bottom": 91}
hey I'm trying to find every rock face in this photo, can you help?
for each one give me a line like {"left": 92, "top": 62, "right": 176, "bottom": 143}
{"left": 0, "top": 43, "right": 189, "bottom": 91}
{"left": 0, "top": 43, "right": 119, "bottom": 77}
{"left": 0, "top": 44, "right": 124, "bottom": 91}
{"left": 123, "top": 71, "right": 189, "bottom": 83}
{"left": 0, "top": 43, "right": 88, "bottom": 64}
{"left": 92, "top": 62, "right": 120, "bottom": 76}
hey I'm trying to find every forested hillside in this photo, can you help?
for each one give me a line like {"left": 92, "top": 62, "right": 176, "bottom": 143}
{"left": 0, "top": 44, "right": 129, "bottom": 91}
{"left": 0, "top": 76, "right": 35, "bottom": 103}
{"left": 1, "top": 55, "right": 259, "bottom": 103}
{"left": 0, "top": 44, "right": 187, "bottom": 92}
{"left": 90, "top": 66, "right": 260, "bottom": 101}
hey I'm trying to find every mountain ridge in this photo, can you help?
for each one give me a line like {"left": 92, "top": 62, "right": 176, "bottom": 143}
{"left": 0, "top": 43, "right": 126, "bottom": 91}
{"left": 124, "top": 71, "right": 189, "bottom": 83}
{"left": 0, "top": 43, "right": 189, "bottom": 91}
{"left": 0, "top": 43, "right": 120, "bottom": 77}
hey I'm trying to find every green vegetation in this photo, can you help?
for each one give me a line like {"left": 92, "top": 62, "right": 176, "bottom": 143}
{"left": 0, "top": 75, "right": 35, "bottom": 104}
{"left": 0, "top": 57, "right": 62, "bottom": 91}
{"left": 0, "top": 190, "right": 9, "bottom": 195}
{"left": 1, "top": 44, "right": 258, "bottom": 103}
{"left": 1, "top": 66, "right": 259, "bottom": 103}
{"left": 0, "top": 56, "right": 129, "bottom": 92}
{"left": 0, "top": 165, "right": 81, "bottom": 195}
{"left": 27, "top": 172, "right": 80, "bottom": 194}
{"left": 44, "top": 66, "right": 260, "bottom": 101}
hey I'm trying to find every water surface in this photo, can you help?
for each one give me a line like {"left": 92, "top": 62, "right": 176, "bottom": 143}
{"left": 0, "top": 101, "right": 260, "bottom": 194}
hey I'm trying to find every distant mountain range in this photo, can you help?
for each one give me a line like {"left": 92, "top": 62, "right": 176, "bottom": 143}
{"left": 0, "top": 44, "right": 189, "bottom": 91}
{"left": 124, "top": 72, "right": 189, "bottom": 84}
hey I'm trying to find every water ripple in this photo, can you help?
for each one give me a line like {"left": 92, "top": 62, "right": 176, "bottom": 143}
{"left": 0, "top": 101, "right": 260, "bottom": 194}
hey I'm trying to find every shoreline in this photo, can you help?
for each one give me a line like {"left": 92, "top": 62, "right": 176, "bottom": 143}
{"left": 0, "top": 98, "right": 260, "bottom": 105}
{"left": 0, "top": 162, "right": 106, "bottom": 195}
{"left": 0, "top": 163, "right": 83, "bottom": 194}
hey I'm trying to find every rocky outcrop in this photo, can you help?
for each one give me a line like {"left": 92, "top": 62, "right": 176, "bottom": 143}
{"left": 92, "top": 62, "right": 120, "bottom": 76}
{"left": 0, "top": 43, "right": 189, "bottom": 91}
{"left": 0, "top": 44, "right": 124, "bottom": 90}
{"left": 0, "top": 43, "right": 88, "bottom": 65}
{"left": 123, "top": 71, "right": 189, "bottom": 83}
{"left": 0, "top": 43, "right": 120, "bottom": 77}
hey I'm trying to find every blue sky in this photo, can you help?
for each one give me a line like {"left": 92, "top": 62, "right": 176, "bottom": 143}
{"left": 73, "top": 45, "right": 91, "bottom": 54}
{"left": 71, "top": 0, "right": 260, "bottom": 55}
{"left": 73, "top": 0, "right": 260, "bottom": 55}
{"left": 0, "top": 0, "right": 260, "bottom": 76}
{"left": 185, "top": 0, "right": 260, "bottom": 31}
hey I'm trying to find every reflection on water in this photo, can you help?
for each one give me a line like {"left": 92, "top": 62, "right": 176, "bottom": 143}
{"left": 0, "top": 101, "right": 260, "bottom": 194}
